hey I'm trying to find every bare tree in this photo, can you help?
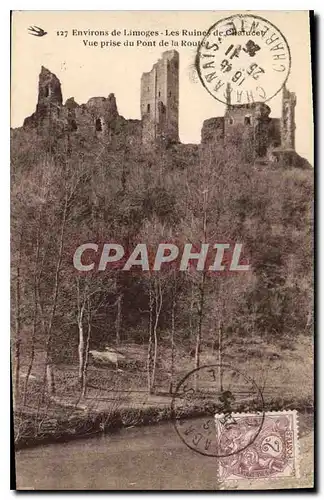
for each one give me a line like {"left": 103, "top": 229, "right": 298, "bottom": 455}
{"left": 146, "top": 278, "right": 154, "bottom": 394}
{"left": 168, "top": 269, "right": 178, "bottom": 394}
{"left": 13, "top": 228, "right": 23, "bottom": 403}
{"left": 151, "top": 275, "right": 164, "bottom": 392}
{"left": 75, "top": 274, "right": 113, "bottom": 397}
{"left": 23, "top": 207, "right": 42, "bottom": 405}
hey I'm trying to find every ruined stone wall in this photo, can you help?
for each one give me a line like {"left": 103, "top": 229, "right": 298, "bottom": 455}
{"left": 224, "top": 103, "right": 270, "bottom": 130}
{"left": 23, "top": 67, "right": 141, "bottom": 149}
{"left": 19, "top": 62, "right": 305, "bottom": 168}
{"left": 268, "top": 118, "right": 281, "bottom": 148}
{"left": 281, "top": 85, "right": 296, "bottom": 150}
{"left": 165, "top": 51, "right": 179, "bottom": 144}
{"left": 140, "top": 50, "right": 179, "bottom": 146}
{"left": 223, "top": 102, "right": 273, "bottom": 159}
{"left": 201, "top": 117, "right": 224, "bottom": 145}
{"left": 36, "top": 66, "right": 62, "bottom": 114}
{"left": 141, "top": 67, "right": 158, "bottom": 145}
{"left": 23, "top": 67, "right": 63, "bottom": 131}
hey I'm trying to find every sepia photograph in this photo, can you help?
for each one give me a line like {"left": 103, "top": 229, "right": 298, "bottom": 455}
{"left": 10, "top": 10, "right": 314, "bottom": 491}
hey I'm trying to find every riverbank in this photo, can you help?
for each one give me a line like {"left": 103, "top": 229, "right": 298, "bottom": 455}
{"left": 14, "top": 394, "right": 313, "bottom": 450}
{"left": 14, "top": 334, "right": 313, "bottom": 450}
{"left": 15, "top": 414, "right": 314, "bottom": 490}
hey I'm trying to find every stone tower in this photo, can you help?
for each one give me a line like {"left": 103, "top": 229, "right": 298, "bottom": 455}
{"left": 36, "top": 66, "right": 63, "bottom": 118}
{"left": 281, "top": 84, "right": 296, "bottom": 150}
{"left": 23, "top": 66, "right": 64, "bottom": 129}
{"left": 224, "top": 83, "right": 271, "bottom": 160}
{"left": 140, "top": 50, "right": 179, "bottom": 146}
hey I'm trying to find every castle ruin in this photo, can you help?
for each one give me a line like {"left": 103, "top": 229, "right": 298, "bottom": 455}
{"left": 23, "top": 66, "right": 141, "bottom": 149}
{"left": 20, "top": 51, "right": 306, "bottom": 167}
{"left": 201, "top": 81, "right": 298, "bottom": 165}
{"left": 140, "top": 50, "right": 179, "bottom": 147}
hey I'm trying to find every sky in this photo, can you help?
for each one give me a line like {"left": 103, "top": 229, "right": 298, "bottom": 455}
{"left": 11, "top": 10, "right": 313, "bottom": 163}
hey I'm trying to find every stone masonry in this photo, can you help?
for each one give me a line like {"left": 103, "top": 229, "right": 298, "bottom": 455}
{"left": 21, "top": 53, "right": 307, "bottom": 167}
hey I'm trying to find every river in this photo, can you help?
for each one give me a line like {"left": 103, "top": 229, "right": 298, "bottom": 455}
{"left": 15, "top": 420, "right": 222, "bottom": 490}
{"left": 15, "top": 416, "right": 313, "bottom": 491}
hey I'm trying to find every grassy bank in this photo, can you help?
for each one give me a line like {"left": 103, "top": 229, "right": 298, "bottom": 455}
{"left": 14, "top": 394, "right": 314, "bottom": 450}
{"left": 14, "top": 334, "right": 313, "bottom": 450}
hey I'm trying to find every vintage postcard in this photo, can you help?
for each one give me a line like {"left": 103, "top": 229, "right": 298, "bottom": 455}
{"left": 11, "top": 10, "right": 314, "bottom": 491}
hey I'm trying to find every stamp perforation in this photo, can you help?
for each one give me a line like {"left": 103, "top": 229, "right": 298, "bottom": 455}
{"left": 216, "top": 409, "right": 300, "bottom": 483}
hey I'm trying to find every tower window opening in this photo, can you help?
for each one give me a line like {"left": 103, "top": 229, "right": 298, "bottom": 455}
{"left": 158, "top": 91, "right": 161, "bottom": 97}
{"left": 169, "top": 91, "right": 172, "bottom": 97}
{"left": 244, "top": 115, "right": 252, "bottom": 125}
{"left": 70, "top": 119, "right": 78, "bottom": 131}
{"left": 147, "top": 103, "right": 150, "bottom": 113}
{"left": 44, "top": 85, "right": 51, "bottom": 98}
{"left": 95, "top": 118, "right": 103, "bottom": 132}
{"left": 229, "top": 117, "right": 234, "bottom": 125}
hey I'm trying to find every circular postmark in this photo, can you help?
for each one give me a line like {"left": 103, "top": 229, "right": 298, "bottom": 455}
{"left": 196, "top": 14, "right": 291, "bottom": 106}
{"left": 171, "top": 363, "right": 265, "bottom": 457}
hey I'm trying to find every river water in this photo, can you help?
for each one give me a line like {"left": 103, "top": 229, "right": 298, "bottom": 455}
{"left": 15, "top": 420, "right": 222, "bottom": 490}
{"left": 15, "top": 413, "right": 314, "bottom": 490}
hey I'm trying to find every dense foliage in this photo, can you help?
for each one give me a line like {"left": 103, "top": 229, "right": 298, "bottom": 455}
{"left": 11, "top": 125, "right": 313, "bottom": 401}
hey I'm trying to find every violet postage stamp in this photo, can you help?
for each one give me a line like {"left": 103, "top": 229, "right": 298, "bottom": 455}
{"left": 215, "top": 410, "right": 299, "bottom": 482}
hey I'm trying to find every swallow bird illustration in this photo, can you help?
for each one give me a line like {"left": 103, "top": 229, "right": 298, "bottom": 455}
{"left": 28, "top": 25, "right": 47, "bottom": 37}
